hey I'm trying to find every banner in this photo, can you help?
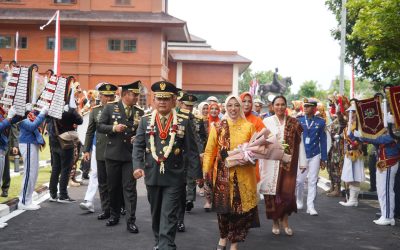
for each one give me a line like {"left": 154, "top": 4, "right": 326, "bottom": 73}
{"left": 387, "top": 85, "right": 400, "bottom": 129}
{"left": 355, "top": 96, "right": 386, "bottom": 139}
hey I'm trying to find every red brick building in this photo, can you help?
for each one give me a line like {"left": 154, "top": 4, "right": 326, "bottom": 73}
{"left": 0, "top": 0, "right": 250, "bottom": 104}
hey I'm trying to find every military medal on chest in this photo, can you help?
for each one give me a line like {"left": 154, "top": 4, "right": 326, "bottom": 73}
{"left": 148, "top": 110, "right": 178, "bottom": 174}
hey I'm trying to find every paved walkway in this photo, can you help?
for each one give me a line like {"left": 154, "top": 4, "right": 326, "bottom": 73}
{"left": 0, "top": 179, "right": 399, "bottom": 250}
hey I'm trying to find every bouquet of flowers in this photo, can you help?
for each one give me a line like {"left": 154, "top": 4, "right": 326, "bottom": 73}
{"left": 225, "top": 128, "right": 292, "bottom": 168}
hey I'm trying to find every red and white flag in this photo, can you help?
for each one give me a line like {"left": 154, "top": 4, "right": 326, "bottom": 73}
{"left": 40, "top": 10, "right": 60, "bottom": 75}
{"left": 14, "top": 31, "right": 19, "bottom": 62}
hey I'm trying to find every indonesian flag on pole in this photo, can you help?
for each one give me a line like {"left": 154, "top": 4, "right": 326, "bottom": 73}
{"left": 14, "top": 31, "right": 19, "bottom": 62}
{"left": 249, "top": 78, "right": 259, "bottom": 96}
{"left": 40, "top": 10, "right": 60, "bottom": 75}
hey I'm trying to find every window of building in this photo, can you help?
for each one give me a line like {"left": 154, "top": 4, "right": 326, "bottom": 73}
{"left": 17, "top": 37, "right": 28, "bottom": 49}
{"left": 108, "top": 39, "right": 121, "bottom": 51}
{"left": 0, "top": 0, "right": 22, "bottom": 3}
{"left": 0, "top": 35, "right": 12, "bottom": 49}
{"left": 54, "top": 0, "right": 77, "bottom": 4}
{"left": 47, "top": 37, "right": 55, "bottom": 50}
{"left": 62, "top": 38, "right": 76, "bottom": 50}
{"left": 123, "top": 40, "right": 136, "bottom": 52}
{"left": 115, "top": 0, "right": 131, "bottom": 5}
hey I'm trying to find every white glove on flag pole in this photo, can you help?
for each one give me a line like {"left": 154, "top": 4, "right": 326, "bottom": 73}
{"left": 40, "top": 10, "right": 60, "bottom": 75}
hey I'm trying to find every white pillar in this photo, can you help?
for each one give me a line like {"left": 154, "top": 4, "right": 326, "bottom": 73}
{"left": 176, "top": 62, "right": 183, "bottom": 89}
{"left": 232, "top": 64, "right": 239, "bottom": 96}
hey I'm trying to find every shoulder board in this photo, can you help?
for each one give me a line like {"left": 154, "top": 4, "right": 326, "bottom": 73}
{"left": 92, "top": 104, "right": 102, "bottom": 109}
{"left": 180, "top": 109, "right": 190, "bottom": 114}
{"left": 134, "top": 105, "right": 144, "bottom": 111}
{"left": 194, "top": 114, "right": 203, "bottom": 120}
{"left": 177, "top": 113, "right": 189, "bottom": 119}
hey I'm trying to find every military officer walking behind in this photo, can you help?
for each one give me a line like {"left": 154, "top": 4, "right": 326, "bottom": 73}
{"left": 296, "top": 98, "right": 327, "bottom": 216}
{"left": 133, "top": 81, "right": 201, "bottom": 250}
{"left": 80, "top": 83, "right": 117, "bottom": 219}
{"left": 97, "top": 81, "right": 144, "bottom": 233}
{"left": 176, "top": 93, "right": 206, "bottom": 232}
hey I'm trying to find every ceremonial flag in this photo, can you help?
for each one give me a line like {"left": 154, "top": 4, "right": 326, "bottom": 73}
{"left": 40, "top": 10, "right": 60, "bottom": 75}
{"left": 387, "top": 85, "right": 400, "bottom": 129}
{"left": 355, "top": 96, "right": 386, "bottom": 139}
{"left": 249, "top": 78, "right": 258, "bottom": 96}
{"left": 14, "top": 31, "right": 19, "bottom": 62}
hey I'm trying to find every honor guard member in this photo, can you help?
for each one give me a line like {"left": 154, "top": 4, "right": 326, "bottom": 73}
{"left": 132, "top": 81, "right": 202, "bottom": 250}
{"left": 296, "top": 98, "right": 327, "bottom": 216}
{"left": 80, "top": 83, "right": 117, "bottom": 219}
{"left": 353, "top": 114, "right": 400, "bottom": 226}
{"left": 176, "top": 93, "right": 206, "bottom": 232}
{"left": 98, "top": 80, "right": 144, "bottom": 233}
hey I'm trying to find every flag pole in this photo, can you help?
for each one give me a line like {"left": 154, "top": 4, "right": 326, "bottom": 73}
{"left": 14, "top": 31, "right": 19, "bottom": 62}
{"left": 40, "top": 10, "right": 60, "bottom": 75}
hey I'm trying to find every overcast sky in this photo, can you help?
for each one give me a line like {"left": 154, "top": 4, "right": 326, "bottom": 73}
{"left": 168, "top": 0, "right": 352, "bottom": 92}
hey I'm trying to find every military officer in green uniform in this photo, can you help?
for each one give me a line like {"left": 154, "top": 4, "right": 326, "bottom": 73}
{"left": 98, "top": 81, "right": 144, "bottom": 233}
{"left": 176, "top": 93, "right": 206, "bottom": 232}
{"left": 80, "top": 83, "right": 117, "bottom": 219}
{"left": 132, "top": 81, "right": 201, "bottom": 250}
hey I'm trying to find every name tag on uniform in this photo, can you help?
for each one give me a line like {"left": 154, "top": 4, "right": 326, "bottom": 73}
{"left": 305, "top": 137, "right": 311, "bottom": 145}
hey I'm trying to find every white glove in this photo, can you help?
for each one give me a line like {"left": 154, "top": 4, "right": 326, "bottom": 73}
{"left": 25, "top": 103, "right": 32, "bottom": 112}
{"left": 387, "top": 113, "right": 394, "bottom": 124}
{"left": 40, "top": 106, "right": 49, "bottom": 116}
{"left": 64, "top": 104, "right": 69, "bottom": 112}
{"left": 7, "top": 106, "right": 16, "bottom": 119}
{"left": 353, "top": 130, "right": 362, "bottom": 138}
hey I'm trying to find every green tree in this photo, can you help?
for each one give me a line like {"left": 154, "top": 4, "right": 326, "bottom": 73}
{"left": 298, "top": 80, "right": 327, "bottom": 101}
{"left": 325, "top": 0, "right": 400, "bottom": 89}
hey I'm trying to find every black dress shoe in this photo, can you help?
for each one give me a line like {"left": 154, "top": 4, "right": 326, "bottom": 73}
{"left": 177, "top": 222, "right": 185, "bottom": 232}
{"left": 106, "top": 217, "right": 119, "bottom": 226}
{"left": 97, "top": 212, "right": 110, "bottom": 220}
{"left": 185, "top": 201, "right": 193, "bottom": 212}
{"left": 1, "top": 190, "right": 8, "bottom": 197}
{"left": 121, "top": 208, "right": 126, "bottom": 216}
{"left": 127, "top": 222, "right": 139, "bottom": 233}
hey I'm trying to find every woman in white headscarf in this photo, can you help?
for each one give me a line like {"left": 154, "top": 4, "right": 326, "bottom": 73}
{"left": 203, "top": 95, "right": 259, "bottom": 250}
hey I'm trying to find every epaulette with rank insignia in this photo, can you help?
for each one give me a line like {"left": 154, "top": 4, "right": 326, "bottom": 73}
{"left": 92, "top": 104, "right": 101, "bottom": 109}
{"left": 194, "top": 114, "right": 203, "bottom": 120}
{"left": 177, "top": 113, "right": 189, "bottom": 119}
{"left": 179, "top": 109, "right": 190, "bottom": 114}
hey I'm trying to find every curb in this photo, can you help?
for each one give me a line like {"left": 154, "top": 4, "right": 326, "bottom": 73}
{"left": 0, "top": 184, "right": 49, "bottom": 218}
{"left": 0, "top": 159, "right": 51, "bottom": 220}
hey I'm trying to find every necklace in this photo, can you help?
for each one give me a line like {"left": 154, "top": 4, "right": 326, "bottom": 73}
{"left": 149, "top": 109, "right": 178, "bottom": 174}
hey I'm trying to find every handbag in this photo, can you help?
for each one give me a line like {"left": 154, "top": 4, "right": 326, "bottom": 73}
{"left": 53, "top": 120, "right": 80, "bottom": 150}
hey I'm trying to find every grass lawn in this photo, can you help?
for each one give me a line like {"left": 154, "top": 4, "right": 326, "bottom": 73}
{"left": 0, "top": 166, "right": 51, "bottom": 203}
{"left": 1, "top": 136, "right": 52, "bottom": 204}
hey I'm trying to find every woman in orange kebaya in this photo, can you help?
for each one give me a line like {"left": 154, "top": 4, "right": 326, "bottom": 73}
{"left": 240, "top": 92, "right": 265, "bottom": 183}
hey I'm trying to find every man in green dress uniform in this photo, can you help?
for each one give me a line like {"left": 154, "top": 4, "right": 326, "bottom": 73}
{"left": 176, "top": 93, "right": 206, "bottom": 232}
{"left": 98, "top": 81, "right": 144, "bottom": 233}
{"left": 80, "top": 83, "right": 117, "bottom": 219}
{"left": 132, "top": 81, "right": 201, "bottom": 250}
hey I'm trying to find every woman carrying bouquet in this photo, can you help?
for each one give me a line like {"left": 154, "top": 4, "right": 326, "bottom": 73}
{"left": 259, "top": 95, "right": 307, "bottom": 236}
{"left": 203, "top": 95, "right": 259, "bottom": 250}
